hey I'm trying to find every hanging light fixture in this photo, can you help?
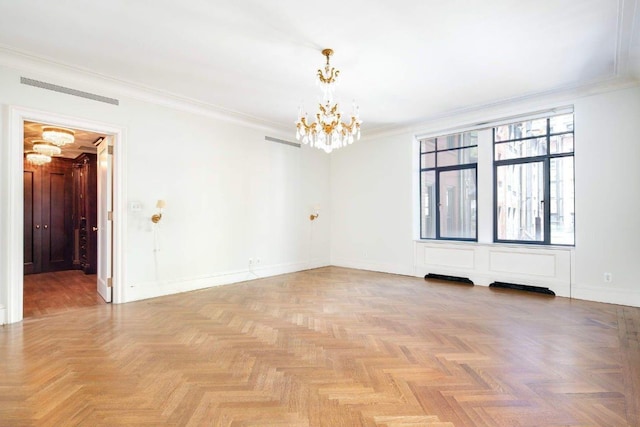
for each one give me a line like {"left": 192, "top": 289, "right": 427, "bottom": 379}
{"left": 32, "top": 139, "right": 62, "bottom": 157}
{"left": 296, "top": 48, "right": 361, "bottom": 153}
{"left": 25, "top": 151, "right": 52, "bottom": 166}
{"left": 42, "top": 126, "right": 75, "bottom": 146}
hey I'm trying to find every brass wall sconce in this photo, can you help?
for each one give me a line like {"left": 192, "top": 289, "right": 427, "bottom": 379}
{"left": 309, "top": 205, "right": 320, "bottom": 221}
{"left": 151, "top": 199, "right": 166, "bottom": 223}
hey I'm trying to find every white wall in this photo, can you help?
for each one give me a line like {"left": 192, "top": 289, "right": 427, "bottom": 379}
{"left": 331, "top": 85, "right": 640, "bottom": 307}
{"left": 0, "top": 59, "right": 331, "bottom": 322}
{"left": 330, "top": 132, "right": 415, "bottom": 275}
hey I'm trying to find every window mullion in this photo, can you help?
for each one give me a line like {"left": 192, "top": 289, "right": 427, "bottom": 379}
{"left": 544, "top": 158, "right": 551, "bottom": 244}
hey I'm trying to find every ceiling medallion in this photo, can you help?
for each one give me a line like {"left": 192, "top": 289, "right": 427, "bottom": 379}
{"left": 295, "top": 48, "right": 361, "bottom": 153}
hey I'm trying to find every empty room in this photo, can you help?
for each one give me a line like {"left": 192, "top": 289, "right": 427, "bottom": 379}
{"left": 0, "top": 1, "right": 639, "bottom": 426}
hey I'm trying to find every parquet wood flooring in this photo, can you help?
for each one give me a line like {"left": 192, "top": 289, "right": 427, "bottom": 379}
{"left": 2, "top": 267, "right": 639, "bottom": 426}
{"left": 22, "top": 270, "right": 106, "bottom": 318}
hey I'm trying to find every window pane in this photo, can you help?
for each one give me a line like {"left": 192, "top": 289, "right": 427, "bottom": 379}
{"left": 550, "top": 157, "right": 575, "bottom": 245}
{"left": 421, "top": 171, "right": 436, "bottom": 239}
{"left": 420, "top": 153, "right": 435, "bottom": 169}
{"left": 550, "top": 134, "right": 573, "bottom": 154}
{"left": 437, "top": 131, "right": 477, "bottom": 150}
{"left": 494, "top": 118, "right": 547, "bottom": 142}
{"left": 439, "top": 168, "right": 476, "bottom": 239}
{"left": 494, "top": 137, "right": 547, "bottom": 160}
{"left": 438, "top": 146, "right": 478, "bottom": 167}
{"left": 550, "top": 114, "right": 573, "bottom": 135}
{"left": 496, "top": 162, "right": 544, "bottom": 241}
{"left": 420, "top": 138, "right": 436, "bottom": 153}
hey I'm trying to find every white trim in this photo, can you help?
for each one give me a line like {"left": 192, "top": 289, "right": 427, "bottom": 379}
{"left": 5, "top": 106, "right": 127, "bottom": 324}
{"left": 126, "top": 260, "right": 330, "bottom": 302}
{"left": 331, "top": 258, "right": 415, "bottom": 277}
{"left": 414, "top": 105, "right": 574, "bottom": 140}
{"left": 364, "top": 78, "right": 640, "bottom": 141}
{"left": 0, "top": 46, "right": 288, "bottom": 136}
{"left": 572, "top": 284, "right": 640, "bottom": 307}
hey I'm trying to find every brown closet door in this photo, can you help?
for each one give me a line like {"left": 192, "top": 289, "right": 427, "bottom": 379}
{"left": 23, "top": 167, "right": 42, "bottom": 275}
{"left": 24, "top": 158, "right": 74, "bottom": 274}
{"left": 41, "top": 162, "right": 74, "bottom": 272}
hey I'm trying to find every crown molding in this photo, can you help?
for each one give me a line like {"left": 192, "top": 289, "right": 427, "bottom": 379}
{"left": 0, "top": 45, "right": 290, "bottom": 135}
{"left": 363, "top": 75, "right": 640, "bottom": 141}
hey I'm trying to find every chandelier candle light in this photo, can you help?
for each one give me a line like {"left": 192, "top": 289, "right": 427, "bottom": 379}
{"left": 296, "top": 48, "right": 361, "bottom": 153}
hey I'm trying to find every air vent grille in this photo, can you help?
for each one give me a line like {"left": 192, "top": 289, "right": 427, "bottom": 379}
{"left": 20, "top": 77, "right": 119, "bottom": 105}
{"left": 265, "top": 136, "right": 300, "bottom": 148}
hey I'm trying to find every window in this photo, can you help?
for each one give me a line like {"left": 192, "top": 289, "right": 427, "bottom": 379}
{"left": 419, "top": 132, "right": 477, "bottom": 240}
{"left": 494, "top": 113, "right": 574, "bottom": 245}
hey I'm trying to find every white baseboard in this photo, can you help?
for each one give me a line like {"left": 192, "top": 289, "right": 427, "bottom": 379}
{"left": 0, "top": 305, "right": 6, "bottom": 325}
{"left": 571, "top": 284, "right": 640, "bottom": 307}
{"left": 331, "top": 258, "right": 415, "bottom": 276}
{"left": 124, "top": 259, "right": 330, "bottom": 303}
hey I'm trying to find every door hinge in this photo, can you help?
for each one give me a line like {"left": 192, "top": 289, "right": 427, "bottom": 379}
{"left": 108, "top": 211, "right": 113, "bottom": 221}
{"left": 107, "top": 277, "right": 113, "bottom": 288}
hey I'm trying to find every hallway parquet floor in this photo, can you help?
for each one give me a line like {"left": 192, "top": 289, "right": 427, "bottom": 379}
{"left": 2, "top": 267, "right": 639, "bottom": 426}
{"left": 22, "top": 270, "right": 106, "bottom": 318}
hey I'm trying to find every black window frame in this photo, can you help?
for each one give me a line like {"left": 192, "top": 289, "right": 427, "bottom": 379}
{"left": 419, "top": 133, "right": 478, "bottom": 241}
{"left": 493, "top": 115, "right": 575, "bottom": 246}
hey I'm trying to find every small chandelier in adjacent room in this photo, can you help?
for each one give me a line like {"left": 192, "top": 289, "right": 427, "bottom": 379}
{"left": 42, "top": 126, "right": 75, "bottom": 146}
{"left": 25, "top": 151, "right": 52, "bottom": 166}
{"left": 32, "top": 139, "right": 62, "bottom": 157}
{"left": 295, "top": 48, "right": 362, "bottom": 153}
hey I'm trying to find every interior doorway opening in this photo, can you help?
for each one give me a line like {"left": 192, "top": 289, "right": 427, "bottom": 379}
{"left": 22, "top": 121, "right": 107, "bottom": 318}
{"left": 5, "top": 106, "right": 125, "bottom": 324}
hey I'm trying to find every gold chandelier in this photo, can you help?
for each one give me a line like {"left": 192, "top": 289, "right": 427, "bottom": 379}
{"left": 296, "top": 48, "right": 361, "bottom": 153}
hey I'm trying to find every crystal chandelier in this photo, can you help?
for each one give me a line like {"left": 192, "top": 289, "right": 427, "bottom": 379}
{"left": 25, "top": 151, "right": 52, "bottom": 166}
{"left": 296, "top": 48, "right": 361, "bottom": 153}
{"left": 42, "top": 126, "right": 75, "bottom": 146}
{"left": 32, "top": 139, "right": 62, "bottom": 157}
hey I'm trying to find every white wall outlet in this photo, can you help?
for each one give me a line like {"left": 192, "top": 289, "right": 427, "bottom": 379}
{"left": 256, "top": 258, "right": 261, "bottom": 264}
{"left": 603, "top": 272, "right": 612, "bottom": 283}
{"left": 129, "top": 201, "right": 143, "bottom": 212}
{"left": 249, "top": 258, "right": 253, "bottom": 265}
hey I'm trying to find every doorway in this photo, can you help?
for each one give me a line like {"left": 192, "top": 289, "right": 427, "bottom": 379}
{"left": 5, "top": 106, "right": 125, "bottom": 324}
{"left": 22, "top": 121, "right": 106, "bottom": 317}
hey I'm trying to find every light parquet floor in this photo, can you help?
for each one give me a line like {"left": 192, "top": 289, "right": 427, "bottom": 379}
{"left": 23, "top": 270, "right": 106, "bottom": 318}
{"left": 1, "top": 267, "right": 639, "bottom": 426}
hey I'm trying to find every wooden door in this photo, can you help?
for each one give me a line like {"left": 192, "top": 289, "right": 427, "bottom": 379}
{"left": 41, "top": 162, "right": 74, "bottom": 272}
{"left": 96, "top": 137, "right": 112, "bottom": 302}
{"left": 23, "top": 158, "right": 74, "bottom": 274}
{"left": 23, "top": 166, "right": 42, "bottom": 275}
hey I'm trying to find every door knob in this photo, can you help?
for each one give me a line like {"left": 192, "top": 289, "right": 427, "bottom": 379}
{"left": 35, "top": 224, "right": 40, "bottom": 229}
{"left": 43, "top": 225, "right": 48, "bottom": 229}
{"left": 92, "top": 226, "right": 98, "bottom": 231}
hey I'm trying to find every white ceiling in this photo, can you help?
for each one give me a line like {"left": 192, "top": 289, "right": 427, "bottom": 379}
{"left": 1, "top": 0, "right": 638, "bottom": 135}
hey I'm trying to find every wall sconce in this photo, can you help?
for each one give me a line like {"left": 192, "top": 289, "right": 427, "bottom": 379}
{"left": 309, "top": 205, "right": 320, "bottom": 221}
{"left": 151, "top": 199, "right": 166, "bottom": 223}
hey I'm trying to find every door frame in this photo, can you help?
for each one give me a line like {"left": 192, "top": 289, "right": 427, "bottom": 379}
{"left": 5, "top": 106, "right": 127, "bottom": 324}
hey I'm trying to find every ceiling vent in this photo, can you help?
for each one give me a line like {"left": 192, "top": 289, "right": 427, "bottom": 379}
{"left": 20, "top": 77, "right": 119, "bottom": 106}
{"left": 265, "top": 136, "right": 300, "bottom": 148}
